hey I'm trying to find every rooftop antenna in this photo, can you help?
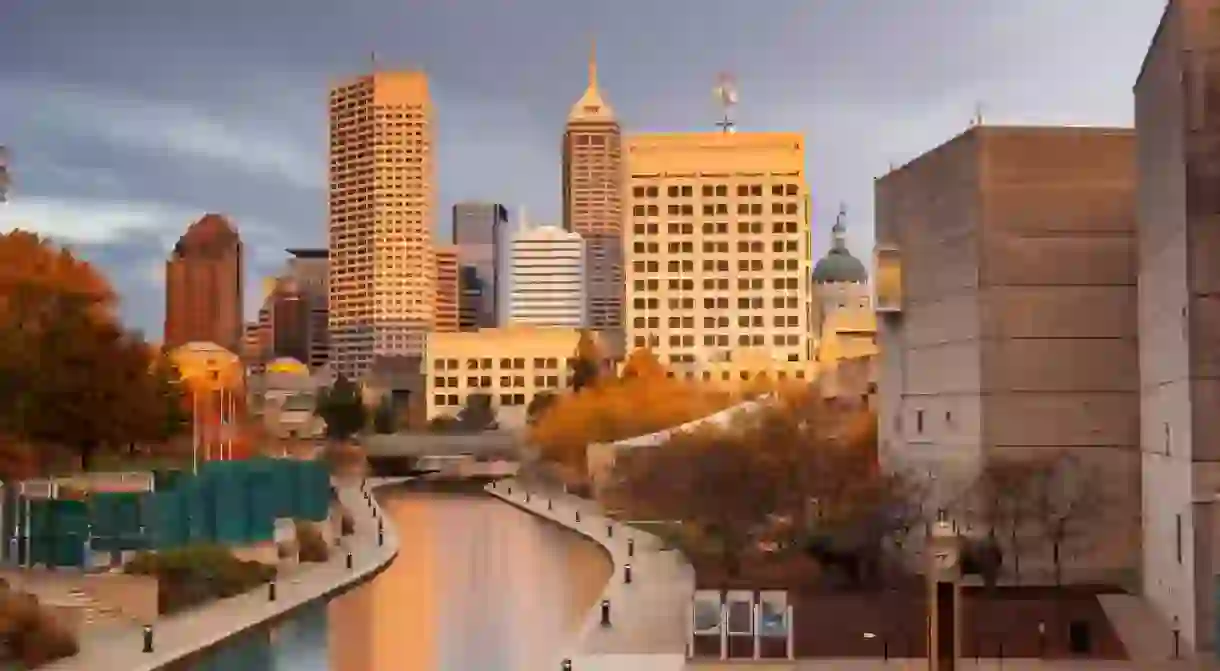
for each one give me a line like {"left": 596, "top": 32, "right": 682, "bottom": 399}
{"left": 972, "top": 102, "right": 985, "bottom": 127}
{"left": 0, "top": 146, "right": 8, "bottom": 203}
{"left": 370, "top": 51, "right": 378, "bottom": 71}
{"left": 714, "top": 72, "right": 738, "bottom": 135}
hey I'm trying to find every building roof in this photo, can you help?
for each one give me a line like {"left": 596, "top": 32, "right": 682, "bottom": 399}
{"left": 286, "top": 248, "right": 327, "bottom": 259}
{"left": 567, "top": 40, "right": 616, "bottom": 124}
{"left": 813, "top": 204, "right": 868, "bottom": 284}
{"left": 173, "top": 213, "right": 240, "bottom": 257}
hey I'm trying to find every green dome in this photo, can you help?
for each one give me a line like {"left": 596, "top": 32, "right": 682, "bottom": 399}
{"left": 812, "top": 248, "right": 868, "bottom": 284}
{"left": 813, "top": 204, "right": 867, "bottom": 284}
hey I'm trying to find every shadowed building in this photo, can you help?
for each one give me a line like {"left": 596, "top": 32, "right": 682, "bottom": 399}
{"left": 452, "top": 202, "right": 508, "bottom": 327}
{"left": 1136, "top": 0, "right": 1220, "bottom": 654}
{"left": 562, "top": 41, "right": 624, "bottom": 332}
{"left": 328, "top": 70, "right": 435, "bottom": 380}
{"left": 164, "top": 213, "right": 244, "bottom": 353}
{"left": 875, "top": 125, "right": 1138, "bottom": 584}
{"left": 434, "top": 246, "right": 459, "bottom": 333}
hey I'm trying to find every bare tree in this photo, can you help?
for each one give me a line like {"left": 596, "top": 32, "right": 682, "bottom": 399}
{"left": 1026, "top": 452, "right": 1107, "bottom": 587}
{"left": 971, "top": 459, "right": 1041, "bottom": 582}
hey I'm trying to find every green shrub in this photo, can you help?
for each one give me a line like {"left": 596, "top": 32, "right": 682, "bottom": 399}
{"left": 295, "top": 520, "right": 330, "bottom": 563}
{"left": 125, "top": 545, "right": 277, "bottom": 615}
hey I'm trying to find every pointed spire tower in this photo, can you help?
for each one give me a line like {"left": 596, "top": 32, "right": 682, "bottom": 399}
{"left": 562, "top": 36, "right": 624, "bottom": 330}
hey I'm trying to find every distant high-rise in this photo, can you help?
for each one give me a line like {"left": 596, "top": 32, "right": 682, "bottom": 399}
{"left": 434, "top": 246, "right": 459, "bottom": 333}
{"left": 452, "top": 202, "right": 508, "bottom": 328}
{"left": 562, "top": 41, "right": 623, "bottom": 330}
{"left": 509, "top": 225, "right": 586, "bottom": 328}
{"left": 328, "top": 70, "right": 435, "bottom": 379}
{"left": 164, "top": 213, "right": 244, "bottom": 353}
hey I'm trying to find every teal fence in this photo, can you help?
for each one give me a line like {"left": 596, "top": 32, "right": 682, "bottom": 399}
{"left": 11, "top": 458, "right": 332, "bottom": 567}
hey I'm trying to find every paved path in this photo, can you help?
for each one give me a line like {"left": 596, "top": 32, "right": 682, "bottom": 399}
{"left": 487, "top": 478, "right": 694, "bottom": 668}
{"left": 43, "top": 477, "right": 408, "bottom": 671}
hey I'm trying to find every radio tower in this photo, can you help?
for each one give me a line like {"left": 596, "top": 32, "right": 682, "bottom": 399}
{"left": 0, "top": 146, "right": 9, "bottom": 203}
{"left": 714, "top": 72, "right": 739, "bottom": 134}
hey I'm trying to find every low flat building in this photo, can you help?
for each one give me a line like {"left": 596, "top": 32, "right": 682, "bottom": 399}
{"left": 424, "top": 327, "right": 588, "bottom": 426}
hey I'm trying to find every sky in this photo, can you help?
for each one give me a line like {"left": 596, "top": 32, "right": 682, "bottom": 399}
{"left": 0, "top": 0, "right": 1166, "bottom": 336}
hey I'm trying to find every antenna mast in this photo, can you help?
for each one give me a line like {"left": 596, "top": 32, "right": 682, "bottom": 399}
{"left": 713, "top": 72, "right": 739, "bottom": 134}
{"left": 0, "top": 146, "right": 9, "bottom": 203}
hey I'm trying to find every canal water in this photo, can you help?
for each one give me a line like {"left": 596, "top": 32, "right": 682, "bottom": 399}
{"left": 189, "top": 488, "right": 612, "bottom": 670}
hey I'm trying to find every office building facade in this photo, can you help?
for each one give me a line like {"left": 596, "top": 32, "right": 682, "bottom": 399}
{"left": 435, "top": 246, "right": 459, "bottom": 333}
{"left": 328, "top": 70, "right": 435, "bottom": 379}
{"left": 509, "top": 225, "right": 586, "bottom": 328}
{"left": 452, "top": 202, "right": 508, "bottom": 328}
{"left": 164, "top": 213, "right": 244, "bottom": 353}
{"left": 624, "top": 132, "right": 811, "bottom": 380}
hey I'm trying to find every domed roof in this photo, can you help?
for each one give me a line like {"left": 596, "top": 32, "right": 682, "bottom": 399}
{"left": 813, "top": 204, "right": 868, "bottom": 284}
{"left": 266, "top": 358, "right": 309, "bottom": 375}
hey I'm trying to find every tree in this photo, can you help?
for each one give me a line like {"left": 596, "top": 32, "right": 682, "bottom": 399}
{"left": 1027, "top": 452, "right": 1107, "bottom": 587}
{"left": 525, "top": 391, "right": 557, "bottom": 425}
{"left": 569, "top": 329, "right": 602, "bottom": 392}
{"left": 372, "top": 397, "right": 396, "bottom": 434}
{"left": 619, "top": 347, "right": 666, "bottom": 381}
{"left": 612, "top": 426, "right": 781, "bottom": 578}
{"left": 315, "top": 375, "right": 366, "bottom": 442}
{"left": 970, "top": 458, "right": 1041, "bottom": 582}
{"left": 456, "top": 393, "right": 495, "bottom": 431}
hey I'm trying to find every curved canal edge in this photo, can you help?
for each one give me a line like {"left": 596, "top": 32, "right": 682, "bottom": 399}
{"left": 44, "top": 477, "right": 411, "bottom": 671}
{"left": 487, "top": 479, "right": 693, "bottom": 671}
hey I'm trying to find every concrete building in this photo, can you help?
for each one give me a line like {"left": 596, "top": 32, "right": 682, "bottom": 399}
{"left": 1136, "top": 0, "right": 1220, "bottom": 653}
{"left": 247, "top": 249, "right": 330, "bottom": 373}
{"left": 624, "top": 131, "right": 811, "bottom": 380}
{"left": 328, "top": 70, "right": 435, "bottom": 380}
{"left": 874, "top": 125, "right": 1139, "bottom": 583}
{"left": 562, "top": 42, "right": 624, "bottom": 331}
{"left": 434, "top": 246, "right": 459, "bottom": 333}
{"left": 508, "top": 225, "right": 587, "bottom": 328}
{"left": 164, "top": 213, "right": 244, "bottom": 353}
{"left": 452, "top": 202, "right": 508, "bottom": 328}
{"left": 424, "top": 326, "right": 587, "bottom": 426}
{"left": 284, "top": 248, "right": 330, "bottom": 370}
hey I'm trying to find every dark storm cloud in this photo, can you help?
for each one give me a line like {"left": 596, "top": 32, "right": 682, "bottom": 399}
{"left": 0, "top": 0, "right": 1165, "bottom": 333}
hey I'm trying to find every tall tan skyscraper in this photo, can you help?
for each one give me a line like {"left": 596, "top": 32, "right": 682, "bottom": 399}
{"left": 562, "top": 42, "right": 623, "bottom": 331}
{"left": 624, "top": 132, "right": 811, "bottom": 380}
{"left": 164, "top": 213, "right": 244, "bottom": 353}
{"left": 328, "top": 70, "right": 435, "bottom": 380}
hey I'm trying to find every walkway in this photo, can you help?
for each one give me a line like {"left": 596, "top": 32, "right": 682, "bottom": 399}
{"left": 487, "top": 478, "right": 694, "bottom": 669}
{"left": 43, "top": 477, "right": 407, "bottom": 671}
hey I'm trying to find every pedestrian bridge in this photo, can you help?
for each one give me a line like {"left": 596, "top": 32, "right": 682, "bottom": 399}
{"left": 362, "top": 431, "right": 522, "bottom": 479}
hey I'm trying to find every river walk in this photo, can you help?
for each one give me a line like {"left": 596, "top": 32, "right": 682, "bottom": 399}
{"left": 42, "top": 477, "right": 405, "bottom": 671}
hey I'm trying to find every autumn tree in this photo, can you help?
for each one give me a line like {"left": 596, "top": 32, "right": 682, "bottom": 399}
{"left": 613, "top": 426, "right": 781, "bottom": 578}
{"left": 569, "top": 329, "right": 603, "bottom": 392}
{"left": 525, "top": 391, "right": 557, "bottom": 425}
{"left": 969, "top": 458, "right": 1041, "bottom": 582}
{"left": 619, "top": 347, "right": 666, "bottom": 381}
{"left": 316, "top": 375, "right": 366, "bottom": 442}
{"left": 456, "top": 392, "right": 496, "bottom": 431}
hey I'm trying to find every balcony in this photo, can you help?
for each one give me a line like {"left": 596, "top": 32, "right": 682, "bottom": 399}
{"left": 874, "top": 245, "right": 902, "bottom": 314}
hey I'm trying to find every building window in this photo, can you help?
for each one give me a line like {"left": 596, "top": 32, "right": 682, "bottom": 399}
{"left": 916, "top": 410, "right": 924, "bottom": 434}
{"left": 1177, "top": 513, "right": 1183, "bottom": 564}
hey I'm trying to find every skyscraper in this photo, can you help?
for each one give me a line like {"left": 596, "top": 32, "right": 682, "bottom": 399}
{"left": 434, "top": 246, "right": 459, "bottom": 333}
{"left": 562, "top": 41, "right": 623, "bottom": 331}
{"left": 452, "top": 202, "right": 508, "bottom": 328}
{"left": 509, "top": 225, "right": 586, "bottom": 328}
{"left": 328, "top": 70, "right": 435, "bottom": 380}
{"left": 164, "top": 213, "right": 244, "bottom": 353}
{"left": 624, "top": 132, "right": 811, "bottom": 378}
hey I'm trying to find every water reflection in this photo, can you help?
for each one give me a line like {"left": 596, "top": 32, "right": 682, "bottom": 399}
{"left": 193, "top": 490, "right": 612, "bottom": 670}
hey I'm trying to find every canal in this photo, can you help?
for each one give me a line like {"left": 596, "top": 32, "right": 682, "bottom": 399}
{"left": 191, "top": 487, "right": 612, "bottom": 670}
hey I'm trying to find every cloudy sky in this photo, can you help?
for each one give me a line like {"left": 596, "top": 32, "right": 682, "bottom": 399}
{"left": 0, "top": 0, "right": 1164, "bottom": 335}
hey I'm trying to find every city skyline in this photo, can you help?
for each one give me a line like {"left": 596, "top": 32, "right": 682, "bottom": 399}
{"left": 0, "top": 1, "right": 1164, "bottom": 335}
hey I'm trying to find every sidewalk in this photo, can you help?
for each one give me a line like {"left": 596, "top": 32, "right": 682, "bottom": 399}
{"left": 43, "top": 476, "right": 407, "bottom": 671}
{"left": 487, "top": 478, "right": 694, "bottom": 669}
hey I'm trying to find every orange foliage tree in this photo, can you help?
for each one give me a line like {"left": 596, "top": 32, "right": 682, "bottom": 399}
{"left": 0, "top": 230, "right": 187, "bottom": 471}
{"left": 529, "top": 346, "right": 735, "bottom": 476}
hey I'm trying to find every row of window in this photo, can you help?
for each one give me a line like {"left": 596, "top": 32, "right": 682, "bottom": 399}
{"left": 434, "top": 393, "right": 527, "bottom": 408}
{"left": 632, "top": 221, "right": 802, "bottom": 236}
{"left": 632, "top": 203, "right": 801, "bottom": 218}
{"left": 631, "top": 295, "right": 803, "bottom": 311}
{"left": 632, "top": 184, "right": 801, "bottom": 199}
{"left": 631, "top": 280, "right": 804, "bottom": 302}
{"left": 632, "top": 241, "right": 801, "bottom": 255}
{"left": 433, "top": 375, "right": 564, "bottom": 389}
{"left": 432, "top": 357, "right": 565, "bottom": 372}
{"left": 634, "top": 333, "right": 803, "bottom": 349}
{"left": 630, "top": 314, "right": 802, "bottom": 329}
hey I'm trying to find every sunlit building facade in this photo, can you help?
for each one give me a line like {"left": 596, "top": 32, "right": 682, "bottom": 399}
{"left": 508, "top": 225, "right": 586, "bottom": 328}
{"left": 164, "top": 214, "right": 244, "bottom": 354}
{"left": 624, "top": 131, "right": 811, "bottom": 381}
{"left": 328, "top": 70, "right": 435, "bottom": 380}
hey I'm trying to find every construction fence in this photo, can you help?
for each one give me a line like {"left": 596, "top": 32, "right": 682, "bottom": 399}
{"left": 2, "top": 458, "right": 332, "bottom": 569}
